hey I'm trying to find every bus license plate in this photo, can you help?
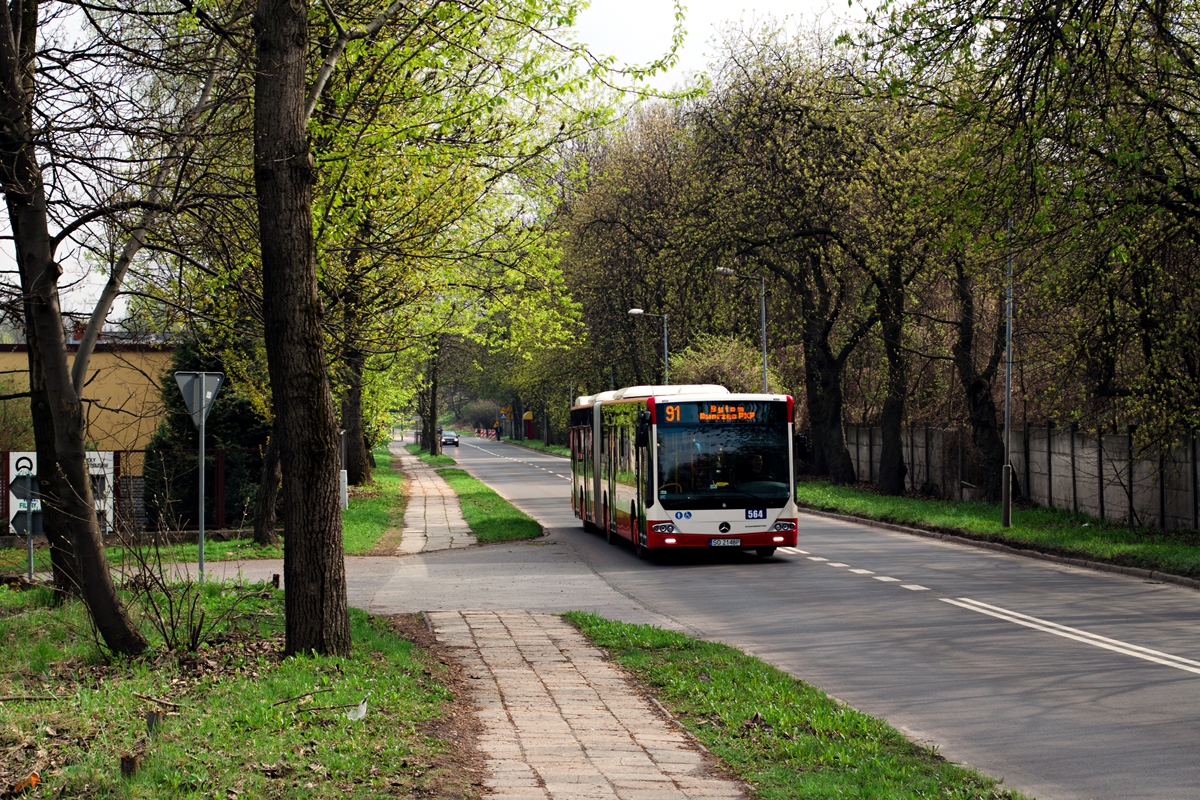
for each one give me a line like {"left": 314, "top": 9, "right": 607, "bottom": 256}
{"left": 710, "top": 538, "right": 741, "bottom": 547}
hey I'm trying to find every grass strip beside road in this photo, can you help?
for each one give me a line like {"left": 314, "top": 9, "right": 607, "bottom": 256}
{"left": 796, "top": 480, "right": 1200, "bottom": 579}
{"left": 567, "top": 613, "right": 1028, "bottom": 800}
{"left": 435, "top": 468, "right": 542, "bottom": 543}
{"left": 341, "top": 444, "right": 406, "bottom": 554}
{"left": 0, "top": 585, "right": 471, "bottom": 798}
{"left": 404, "top": 443, "right": 457, "bottom": 467}
{"left": 496, "top": 438, "right": 570, "bottom": 458}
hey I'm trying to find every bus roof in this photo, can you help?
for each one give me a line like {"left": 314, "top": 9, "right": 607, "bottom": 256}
{"left": 575, "top": 384, "right": 729, "bottom": 406}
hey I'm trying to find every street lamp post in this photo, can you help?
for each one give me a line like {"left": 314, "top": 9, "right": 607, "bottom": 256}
{"left": 628, "top": 308, "right": 669, "bottom": 384}
{"left": 716, "top": 268, "right": 768, "bottom": 392}
{"left": 1002, "top": 218, "right": 1015, "bottom": 527}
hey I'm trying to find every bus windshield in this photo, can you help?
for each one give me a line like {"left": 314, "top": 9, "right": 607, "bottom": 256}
{"left": 655, "top": 424, "right": 790, "bottom": 510}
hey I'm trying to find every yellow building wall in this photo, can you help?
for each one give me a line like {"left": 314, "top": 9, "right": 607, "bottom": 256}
{"left": 0, "top": 346, "right": 173, "bottom": 451}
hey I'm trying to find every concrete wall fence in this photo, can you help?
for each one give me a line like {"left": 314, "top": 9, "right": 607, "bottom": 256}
{"left": 844, "top": 425, "right": 1200, "bottom": 531}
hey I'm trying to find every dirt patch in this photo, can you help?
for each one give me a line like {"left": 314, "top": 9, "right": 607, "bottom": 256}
{"left": 387, "top": 614, "right": 486, "bottom": 799}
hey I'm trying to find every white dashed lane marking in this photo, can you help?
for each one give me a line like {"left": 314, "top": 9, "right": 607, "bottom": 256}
{"left": 462, "top": 441, "right": 572, "bottom": 480}
{"left": 463, "top": 448, "right": 950, "bottom": 597}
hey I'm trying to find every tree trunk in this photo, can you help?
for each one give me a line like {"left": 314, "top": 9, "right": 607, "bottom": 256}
{"left": 253, "top": 432, "right": 281, "bottom": 545}
{"left": 0, "top": 0, "right": 146, "bottom": 654}
{"left": 876, "top": 276, "right": 908, "bottom": 496}
{"left": 254, "top": 0, "right": 350, "bottom": 657}
{"left": 803, "top": 338, "right": 856, "bottom": 484}
{"left": 427, "top": 343, "right": 440, "bottom": 456}
{"left": 341, "top": 347, "right": 371, "bottom": 485}
{"left": 951, "top": 258, "right": 1011, "bottom": 502}
{"left": 22, "top": 322, "right": 81, "bottom": 599}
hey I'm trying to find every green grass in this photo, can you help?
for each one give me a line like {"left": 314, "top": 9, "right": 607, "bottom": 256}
{"left": 567, "top": 613, "right": 1028, "bottom": 800}
{"left": 0, "top": 584, "right": 466, "bottom": 798}
{"left": 404, "top": 443, "right": 457, "bottom": 467}
{"left": 435, "top": 468, "right": 542, "bottom": 544}
{"left": 1, "top": 446, "right": 407, "bottom": 574}
{"left": 341, "top": 445, "right": 405, "bottom": 554}
{"left": 795, "top": 479, "right": 1200, "bottom": 578}
{"left": 500, "top": 439, "right": 570, "bottom": 458}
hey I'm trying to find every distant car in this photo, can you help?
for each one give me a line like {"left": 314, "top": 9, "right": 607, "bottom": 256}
{"left": 440, "top": 430, "right": 460, "bottom": 447}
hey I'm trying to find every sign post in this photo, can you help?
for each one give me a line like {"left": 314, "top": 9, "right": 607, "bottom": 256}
{"left": 175, "top": 372, "right": 224, "bottom": 581}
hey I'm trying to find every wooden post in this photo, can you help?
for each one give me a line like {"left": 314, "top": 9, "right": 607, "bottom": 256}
{"left": 1023, "top": 424, "right": 1030, "bottom": 501}
{"left": 1127, "top": 425, "right": 1136, "bottom": 526}
{"left": 909, "top": 423, "right": 915, "bottom": 491}
{"left": 1098, "top": 428, "right": 1105, "bottom": 521}
{"left": 1192, "top": 433, "right": 1198, "bottom": 531}
{"left": 1159, "top": 446, "right": 1166, "bottom": 529}
{"left": 214, "top": 449, "right": 226, "bottom": 530}
{"left": 112, "top": 451, "right": 122, "bottom": 531}
{"left": 924, "top": 423, "right": 930, "bottom": 490}
{"left": 1047, "top": 420, "right": 1054, "bottom": 509}
{"left": 868, "top": 425, "right": 874, "bottom": 483}
{"left": 1069, "top": 423, "right": 1078, "bottom": 514}
{"left": 958, "top": 427, "right": 964, "bottom": 501}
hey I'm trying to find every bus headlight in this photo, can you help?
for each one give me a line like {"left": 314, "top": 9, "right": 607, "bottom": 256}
{"left": 651, "top": 523, "right": 676, "bottom": 534}
{"left": 771, "top": 520, "right": 797, "bottom": 532}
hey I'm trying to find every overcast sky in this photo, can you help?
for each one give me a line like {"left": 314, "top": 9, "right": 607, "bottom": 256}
{"left": 572, "top": 0, "right": 868, "bottom": 90}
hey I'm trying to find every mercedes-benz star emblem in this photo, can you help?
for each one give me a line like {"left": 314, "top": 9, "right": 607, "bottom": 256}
{"left": 718, "top": 522, "right": 731, "bottom": 533}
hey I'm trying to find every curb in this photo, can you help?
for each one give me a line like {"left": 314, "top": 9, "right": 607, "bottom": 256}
{"left": 798, "top": 506, "right": 1200, "bottom": 593}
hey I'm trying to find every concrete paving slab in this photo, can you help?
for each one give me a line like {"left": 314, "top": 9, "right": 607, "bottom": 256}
{"left": 430, "top": 610, "right": 746, "bottom": 800}
{"left": 390, "top": 441, "right": 476, "bottom": 554}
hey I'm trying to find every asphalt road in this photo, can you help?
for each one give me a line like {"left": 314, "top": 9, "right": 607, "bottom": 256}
{"left": 431, "top": 436, "right": 1200, "bottom": 800}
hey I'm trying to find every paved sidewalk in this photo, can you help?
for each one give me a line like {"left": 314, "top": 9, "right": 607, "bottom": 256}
{"left": 389, "top": 439, "right": 476, "bottom": 554}
{"left": 430, "top": 610, "right": 746, "bottom": 800}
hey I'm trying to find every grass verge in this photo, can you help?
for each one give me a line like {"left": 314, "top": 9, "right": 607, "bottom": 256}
{"left": 435, "top": 468, "right": 542, "bottom": 544}
{"left": 795, "top": 479, "right": 1200, "bottom": 578}
{"left": 404, "top": 443, "right": 457, "bottom": 467}
{"left": 0, "top": 584, "right": 475, "bottom": 798}
{"left": 341, "top": 444, "right": 406, "bottom": 554}
{"left": 566, "top": 612, "right": 1027, "bottom": 800}
{"left": 496, "top": 439, "right": 570, "bottom": 458}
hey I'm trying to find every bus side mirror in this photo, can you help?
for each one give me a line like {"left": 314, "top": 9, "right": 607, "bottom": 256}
{"left": 635, "top": 411, "right": 651, "bottom": 448}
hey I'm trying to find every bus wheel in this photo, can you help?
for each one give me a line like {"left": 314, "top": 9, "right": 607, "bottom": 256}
{"left": 755, "top": 547, "right": 776, "bottom": 559}
{"left": 606, "top": 516, "right": 617, "bottom": 545}
{"left": 634, "top": 523, "right": 649, "bottom": 560}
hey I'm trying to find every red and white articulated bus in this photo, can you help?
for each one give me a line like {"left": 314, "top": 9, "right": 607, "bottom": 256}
{"left": 570, "top": 384, "right": 799, "bottom": 559}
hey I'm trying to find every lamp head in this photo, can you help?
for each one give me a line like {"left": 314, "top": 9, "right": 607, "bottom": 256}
{"left": 715, "top": 267, "right": 736, "bottom": 276}
{"left": 627, "top": 308, "right": 644, "bottom": 316}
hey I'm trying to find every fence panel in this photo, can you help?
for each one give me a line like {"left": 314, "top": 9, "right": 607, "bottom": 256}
{"left": 835, "top": 426, "right": 1198, "bottom": 530}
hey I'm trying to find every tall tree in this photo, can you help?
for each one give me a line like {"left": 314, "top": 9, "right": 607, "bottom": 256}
{"left": 0, "top": 0, "right": 147, "bottom": 651}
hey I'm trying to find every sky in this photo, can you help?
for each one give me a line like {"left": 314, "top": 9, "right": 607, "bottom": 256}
{"left": 572, "top": 0, "right": 868, "bottom": 91}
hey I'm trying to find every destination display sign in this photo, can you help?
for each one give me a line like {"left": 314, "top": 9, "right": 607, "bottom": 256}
{"left": 658, "top": 401, "right": 786, "bottom": 426}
